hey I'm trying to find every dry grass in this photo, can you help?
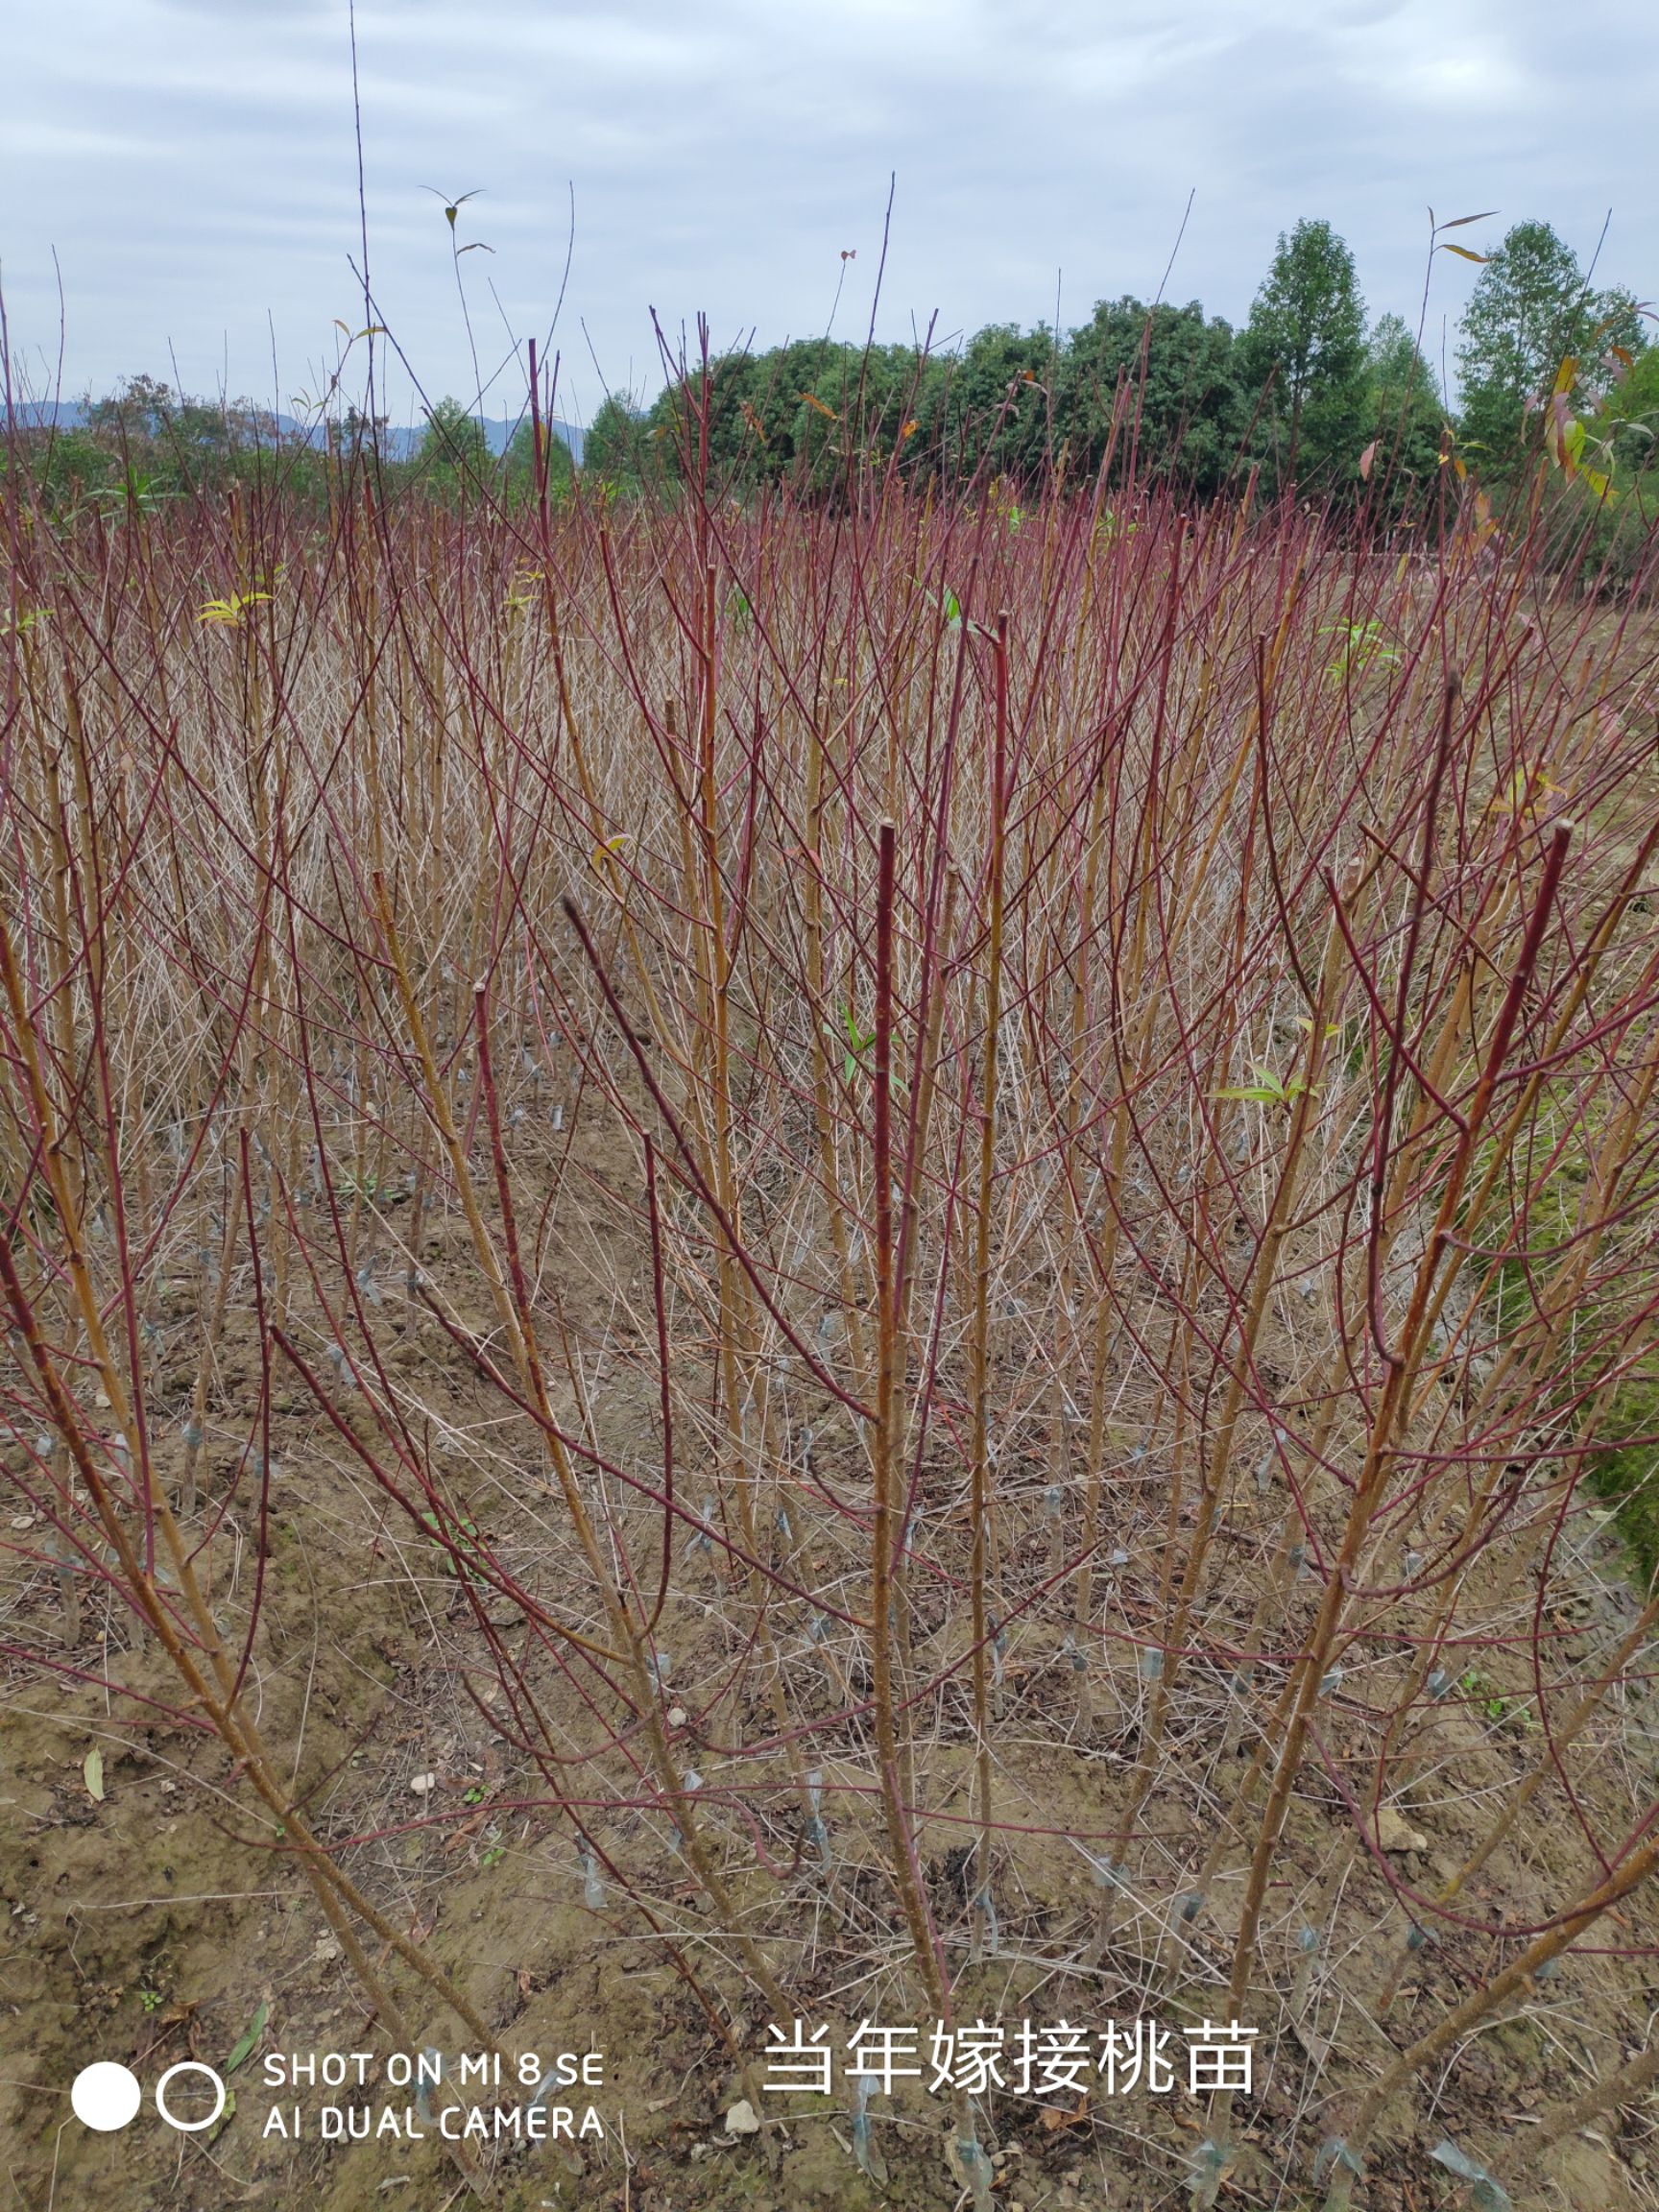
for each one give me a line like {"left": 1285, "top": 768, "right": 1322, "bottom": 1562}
{"left": 4, "top": 460, "right": 1659, "bottom": 2207}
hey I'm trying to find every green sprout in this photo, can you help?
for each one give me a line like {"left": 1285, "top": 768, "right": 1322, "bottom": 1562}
{"left": 830, "top": 1003, "right": 877, "bottom": 1082}
{"left": 1215, "top": 1066, "right": 1315, "bottom": 1106}
{"left": 1459, "top": 1667, "right": 1534, "bottom": 1729}
{"left": 419, "top": 1507, "right": 485, "bottom": 1581}
{"left": 198, "top": 589, "right": 274, "bottom": 627}
{"left": 92, "top": 469, "right": 174, "bottom": 515}
{"left": 1318, "top": 618, "right": 1401, "bottom": 685}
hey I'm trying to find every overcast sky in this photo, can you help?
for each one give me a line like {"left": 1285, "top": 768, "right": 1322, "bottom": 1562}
{"left": 3, "top": 0, "right": 1654, "bottom": 430}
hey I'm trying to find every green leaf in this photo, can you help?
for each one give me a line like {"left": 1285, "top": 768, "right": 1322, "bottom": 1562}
{"left": 1216, "top": 1065, "right": 1314, "bottom": 1104}
{"left": 834, "top": 1002, "right": 876, "bottom": 1080}
{"left": 84, "top": 1747, "right": 105, "bottom": 1802}
{"left": 225, "top": 1998, "right": 269, "bottom": 2076}
{"left": 420, "top": 1506, "right": 483, "bottom": 1577}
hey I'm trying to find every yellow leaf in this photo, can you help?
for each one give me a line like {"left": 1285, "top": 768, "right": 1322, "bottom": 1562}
{"left": 197, "top": 589, "right": 273, "bottom": 626}
{"left": 84, "top": 1747, "right": 105, "bottom": 1801}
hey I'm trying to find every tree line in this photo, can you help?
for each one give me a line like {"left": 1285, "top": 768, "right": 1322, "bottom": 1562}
{"left": 586, "top": 217, "right": 1653, "bottom": 517}
{"left": 9, "top": 216, "right": 1653, "bottom": 524}
{"left": 3, "top": 378, "right": 575, "bottom": 516}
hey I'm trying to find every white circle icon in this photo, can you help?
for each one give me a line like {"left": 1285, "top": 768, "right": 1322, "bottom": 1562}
{"left": 155, "top": 2060, "right": 227, "bottom": 2132}
{"left": 71, "top": 2062, "right": 143, "bottom": 2132}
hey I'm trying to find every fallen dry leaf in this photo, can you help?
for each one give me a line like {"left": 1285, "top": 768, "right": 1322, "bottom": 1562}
{"left": 1040, "top": 2094, "right": 1090, "bottom": 2131}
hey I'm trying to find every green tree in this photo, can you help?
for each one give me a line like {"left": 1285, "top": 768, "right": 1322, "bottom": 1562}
{"left": 646, "top": 354, "right": 757, "bottom": 489}
{"left": 83, "top": 375, "right": 248, "bottom": 500}
{"left": 9, "top": 423, "right": 114, "bottom": 513}
{"left": 910, "top": 324, "right": 1058, "bottom": 488}
{"left": 1603, "top": 341, "right": 1659, "bottom": 477}
{"left": 327, "top": 405, "right": 388, "bottom": 458}
{"left": 1455, "top": 222, "right": 1641, "bottom": 474}
{"left": 416, "top": 397, "right": 492, "bottom": 496}
{"left": 502, "top": 415, "right": 574, "bottom": 506}
{"left": 1359, "top": 313, "right": 1444, "bottom": 502}
{"left": 1238, "top": 219, "right": 1368, "bottom": 493}
{"left": 1059, "top": 298, "right": 1243, "bottom": 495}
{"left": 759, "top": 340, "right": 921, "bottom": 493}
{"left": 88, "top": 373, "right": 177, "bottom": 443}
{"left": 583, "top": 394, "right": 665, "bottom": 493}
{"left": 638, "top": 342, "right": 926, "bottom": 498}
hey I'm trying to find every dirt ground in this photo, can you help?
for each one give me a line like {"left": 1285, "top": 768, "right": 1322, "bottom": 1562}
{"left": 5, "top": 1134, "right": 1658, "bottom": 2212}
{"left": 8, "top": 759, "right": 1659, "bottom": 2212}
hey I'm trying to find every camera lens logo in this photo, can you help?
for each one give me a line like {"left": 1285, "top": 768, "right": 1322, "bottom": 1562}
{"left": 71, "top": 2060, "right": 227, "bottom": 2133}
{"left": 71, "top": 2064, "right": 142, "bottom": 2133}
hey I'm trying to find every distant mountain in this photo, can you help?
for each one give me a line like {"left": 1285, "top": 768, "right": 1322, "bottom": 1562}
{"left": 4, "top": 398, "right": 584, "bottom": 466}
